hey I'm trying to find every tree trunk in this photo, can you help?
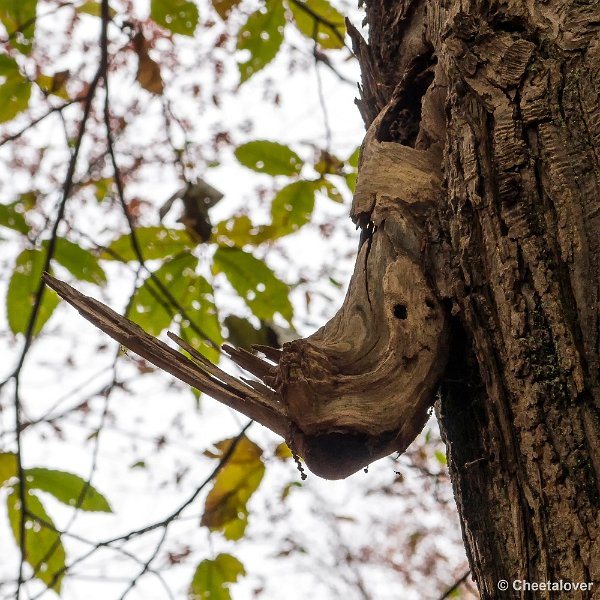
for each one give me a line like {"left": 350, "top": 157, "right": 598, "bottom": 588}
{"left": 352, "top": 0, "right": 600, "bottom": 597}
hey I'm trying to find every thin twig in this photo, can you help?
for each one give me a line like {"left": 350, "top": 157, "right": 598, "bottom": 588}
{"left": 11, "top": 5, "right": 110, "bottom": 594}
{"left": 313, "top": 28, "right": 332, "bottom": 150}
{"left": 19, "top": 367, "right": 116, "bottom": 432}
{"left": 102, "top": 83, "right": 221, "bottom": 350}
{"left": 27, "top": 134, "right": 146, "bottom": 590}
{"left": 100, "top": 421, "right": 252, "bottom": 545}
{"left": 436, "top": 570, "right": 471, "bottom": 600}
{"left": 12, "top": 62, "right": 105, "bottom": 600}
{"left": 161, "top": 98, "right": 191, "bottom": 183}
{"left": 11, "top": 20, "right": 106, "bottom": 378}
{"left": 118, "top": 528, "right": 169, "bottom": 600}
{"left": 0, "top": 96, "right": 88, "bottom": 148}
{"left": 29, "top": 422, "right": 252, "bottom": 595}
{"left": 24, "top": 513, "right": 171, "bottom": 600}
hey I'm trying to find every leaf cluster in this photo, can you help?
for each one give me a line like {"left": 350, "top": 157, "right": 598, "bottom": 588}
{"left": 0, "top": 453, "right": 111, "bottom": 592}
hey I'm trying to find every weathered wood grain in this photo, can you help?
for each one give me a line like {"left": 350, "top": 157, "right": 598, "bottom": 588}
{"left": 43, "top": 108, "right": 449, "bottom": 480}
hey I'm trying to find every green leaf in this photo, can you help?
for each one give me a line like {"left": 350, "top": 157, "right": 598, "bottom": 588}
{"left": 287, "top": 0, "right": 345, "bottom": 49}
{"left": 270, "top": 180, "right": 316, "bottom": 234}
{"left": 224, "top": 315, "right": 272, "bottom": 349}
{"left": 0, "top": 201, "right": 29, "bottom": 234}
{"left": 151, "top": 0, "right": 199, "bottom": 36}
{"left": 347, "top": 145, "right": 360, "bottom": 167}
{"left": 237, "top": 0, "right": 285, "bottom": 83}
{"left": 45, "top": 238, "right": 107, "bottom": 286}
{"left": 0, "top": 452, "right": 17, "bottom": 486}
{"left": 202, "top": 437, "right": 265, "bottom": 540}
{"left": 214, "top": 181, "right": 317, "bottom": 246}
{"left": 345, "top": 171, "right": 357, "bottom": 193}
{"left": 76, "top": 1, "right": 116, "bottom": 17}
{"left": 102, "top": 227, "right": 194, "bottom": 262}
{"left": 213, "top": 215, "right": 280, "bottom": 247}
{"left": 7, "top": 488, "right": 66, "bottom": 592}
{"left": 319, "top": 178, "right": 344, "bottom": 203}
{"left": 178, "top": 275, "right": 222, "bottom": 364}
{"left": 24, "top": 468, "right": 112, "bottom": 512}
{"left": 7, "top": 249, "right": 60, "bottom": 335}
{"left": 189, "top": 553, "right": 245, "bottom": 600}
{"left": 19, "top": 190, "right": 37, "bottom": 210}
{"left": 78, "top": 176, "right": 114, "bottom": 201}
{"left": 0, "top": 55, "right": 32, "bottom": 122}
{"left": 314, "top": 150, "right": 343, "bottom": 176}
{"left": 234, "top": 140, "right": 303, "bottom": 176}
{"left": 211, "top": 0, "right": 241, "bottom": 20}
{"left": 190, "top": 386, "right": 202, "bottom": 409}
{"left": 93, "top": 177, "right": 114, "bottom": 202}
{"left": 213, "top": 247, "right": 292, "bottom": 321}
{"left": 214, "top": 215, "right": 259, "bottom": 247}
{"left": 344, "top": 145, "right": 360, "bottom": 192}
{"left": 130, "top": 253, "right": 199, "bottom": 336}
{"left": 0, "top": 0, "right": 37, "bottom": 54}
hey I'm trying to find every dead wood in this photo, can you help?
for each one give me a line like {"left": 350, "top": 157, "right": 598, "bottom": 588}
{"left": 43, "top": 108, "right": 449, "bottom": 479}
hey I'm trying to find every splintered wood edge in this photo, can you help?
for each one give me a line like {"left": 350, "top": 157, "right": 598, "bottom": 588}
{"left": 167, "top": 332, "right": 280, "bottom": 410}
{"left": 42, "top": 273, "right": 289, "bottom": 437}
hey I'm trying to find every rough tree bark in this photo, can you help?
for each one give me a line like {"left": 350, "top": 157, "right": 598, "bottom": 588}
{"left": 350, "top": 0, "right": 600, "bottom": 597}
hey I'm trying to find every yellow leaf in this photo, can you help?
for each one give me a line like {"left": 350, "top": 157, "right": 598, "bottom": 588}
{"left": 202, "top": 436, "right": 265, "bottom": 540}
{"left": 274, "top": 442, "right": 293, "bottom": 460}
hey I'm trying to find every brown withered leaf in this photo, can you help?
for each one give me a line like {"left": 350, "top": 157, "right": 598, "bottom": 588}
{"left": 133, "top": 31, "right": 164, "bottom": 95}
{"left": 211, "top": 0, "right": 241, "bottom": 20}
